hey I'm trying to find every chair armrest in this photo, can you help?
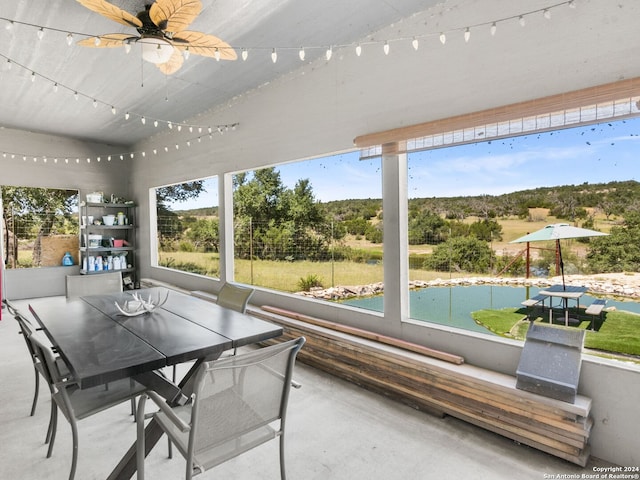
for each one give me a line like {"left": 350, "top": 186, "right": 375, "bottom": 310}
{"left": 147, "top": 391, "right": 191, "bottom": 433}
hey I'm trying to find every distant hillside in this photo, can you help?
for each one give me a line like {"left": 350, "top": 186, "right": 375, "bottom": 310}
{"left": 174, "top": 180, "right": 640, "bottom": 222}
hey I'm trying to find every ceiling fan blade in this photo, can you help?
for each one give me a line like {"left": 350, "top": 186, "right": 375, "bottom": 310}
{"left": 156, "top": 48, "right": 184, "bottom": 75}
{"left": 150, "top": 0, "right": 202, "bottom": 33}
{"left": 77, "top": 33, "right": 138, "bottom": 48}
{"left": 76, "top": 0, "right": 142, "bottom": 28}
{"left": 172, "top": 31, "right": 237, "bottom": 60}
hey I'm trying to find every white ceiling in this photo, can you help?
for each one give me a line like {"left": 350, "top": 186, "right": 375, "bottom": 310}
{"left": 0, "top": 0, "right": 438, "bottom": 146}
{"left": 1, "top": 0, "right": 639, "bottom": 152}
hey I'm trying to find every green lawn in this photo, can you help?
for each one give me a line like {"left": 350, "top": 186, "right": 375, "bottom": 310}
{"left": 472, "top": 308, "right": 640, "bottom": 360}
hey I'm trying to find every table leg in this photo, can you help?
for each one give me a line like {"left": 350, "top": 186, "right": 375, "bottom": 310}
{"left": 107, "top": 419, "right": 163, "bottom": 480}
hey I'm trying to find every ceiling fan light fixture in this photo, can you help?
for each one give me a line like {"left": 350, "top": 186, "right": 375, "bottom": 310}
{"left": 141, "top": 37, "right": 174, "bottom": 64}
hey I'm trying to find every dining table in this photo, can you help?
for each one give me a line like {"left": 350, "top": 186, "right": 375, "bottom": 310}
{"left": 7, "top": 286, "right": 283, "bottom": 480}
{"left": 537, "top": 284, "right": 588, "bottom": 327}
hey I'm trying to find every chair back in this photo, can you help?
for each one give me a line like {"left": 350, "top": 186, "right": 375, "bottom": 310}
{"left": 14, "top": 312, "right": 38, "bottom": 357}
{"left": 188, "top": 337, "right": 305, "bottom": 470}
{"left": 65, "top": 272, "right": 123, "bottom": 298}
{"left": 215, "top": 282, "right": 254, "bottom": 313}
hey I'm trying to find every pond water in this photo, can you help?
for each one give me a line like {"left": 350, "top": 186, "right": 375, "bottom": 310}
{"left": 341, "top": 285, "right": 640, "bottom": 334}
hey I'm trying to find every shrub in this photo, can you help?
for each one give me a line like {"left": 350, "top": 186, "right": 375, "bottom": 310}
{"left": 298, "top": 274, "right": 323, "bottom": 291}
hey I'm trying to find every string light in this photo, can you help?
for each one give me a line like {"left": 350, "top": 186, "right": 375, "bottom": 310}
{"left": 214, "top": 48, "right": 221, "bottom": 61}
{"left": 1, "top": 122, "right": 240, "bottom": 167}
{"left": 464, "top": 28, "right": 471, "bottom": 43}
{"left": 271, "top": 48, "right": 277, "bottom": 63}
{"left": 383, "top": 41, "right": 390, "bottom": 55}
{"left": 439, "top": 32, "right": 446, "bottom": 45}
{"left": 0, "top": 1, "right": 577, "bottom": 67}
{"left": 298, "top": 47, "right": 305, "bottom": 61}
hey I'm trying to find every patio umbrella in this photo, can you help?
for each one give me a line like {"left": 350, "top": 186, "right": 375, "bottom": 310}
{"left": 510, "top": 223, "right": 608, "bottom": 289}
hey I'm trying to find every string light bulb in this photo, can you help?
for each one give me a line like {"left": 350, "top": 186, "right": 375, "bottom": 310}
{"left": 412, "top": 37, "right": 419, "bottom": 51}
{"left": 94, "top": 36, "right": 101, "bottom": 46}
{"left": 37, "top": 28, "right": 44, "bottom": 40}
{"left": 543, "top": 9, "right": 551, "bottom": 19}
{"left": 325, "top": 46, "right": 333, "bottom": 61}
{"left": 92, "top": 99, "right": 97, "bottom": 108}
{"left": 271, "top": 48, "right": 277, "bottom": 63}
{"left": 184, "top": 47, "right": 190, "bottom": 60}
{"left": 31, "top": 72, "right": 36, "bottom": 82}
{"left": 124, "top": 41, "right": 132, "bottom": 54}
{"left": 214, "top": 48, "right": 221, "bottom": 61}
{"left": 298, "top": 47, "right": 305, "bottom": 61}
{"left": 490, "top": 22, "right": 497, "bottom": 36}
{"left": 66, "top": 33, "right": 73, "bottom": 46}
{"left": 141, "top": 116, "right": 146, "bottom": 125}
{"left": 241, "top": 48, "right": 248, "bottom": 61}
{"left": 53, "top": 83, "right": 58, "bottom": 93}
{"left": 439, "top": 32, "right": 446, "bottom": 45}
{"left": 519, "top": 15, "right": 526, "bottom": 27}
{"left": 111, "top": 106, "right": 116, "bottom": 115}
{"left": 464, "top": 27, "right": 471, "bottom": 43}
{"left": 355, "top": 44, "right": 362, "bottom": 56}
{"left": 383, "top": 41, "right": 390, "bottom": 55}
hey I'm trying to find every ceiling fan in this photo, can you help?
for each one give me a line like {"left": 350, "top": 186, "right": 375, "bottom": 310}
{"left": 75, "top": 0, "right": 237, "bottom": 74}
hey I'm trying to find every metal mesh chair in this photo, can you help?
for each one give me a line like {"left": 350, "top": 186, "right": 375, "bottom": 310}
{"left": 136, "top": 337, "right": 305, "bottom": 480}
{"left": 10, "top": 309, "right": 68, "bottom": 448}
{"left": 65, "top": 272, "right": 123, "bottom": 298}
{"left": 215, "top": 282, "right": 254, "bottom": 313}
{"left": 29, "top": 332, "right": 147, "bottom": 480}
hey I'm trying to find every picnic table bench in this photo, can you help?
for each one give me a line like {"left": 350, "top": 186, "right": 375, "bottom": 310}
{"left": 585, "top": 299, "right": 607, "bottom": 330}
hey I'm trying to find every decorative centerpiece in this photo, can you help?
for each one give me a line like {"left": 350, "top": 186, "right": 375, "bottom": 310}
{"left": 115, "top": 291, "right": 169, "bottom": 316}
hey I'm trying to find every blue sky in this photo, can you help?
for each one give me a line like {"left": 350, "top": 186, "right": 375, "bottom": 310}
{"left": 169, "top": 116, "right": 640, "bottom": 209}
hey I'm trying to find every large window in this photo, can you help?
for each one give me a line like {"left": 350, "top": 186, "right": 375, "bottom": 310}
{"left": 406, "top": 117, "right": 640, "bottom": 332}
{"left": 154, "top": 177, "right": 220, "bottom": 277}
{"left": 1, "top": 186, "right": 78, "bottom": 268}
{"left": 232, "top": 152, "right": 382, "bottom": 296}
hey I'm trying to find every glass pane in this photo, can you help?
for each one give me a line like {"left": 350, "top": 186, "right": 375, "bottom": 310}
{"left": 155, "top": 177, "right": 220, "bottom": 277}
{"left": 232, "top": 152, "right": 383, "bottom": 309}
{"left": 1, "top": 186, "right": 78, "bottom": 268}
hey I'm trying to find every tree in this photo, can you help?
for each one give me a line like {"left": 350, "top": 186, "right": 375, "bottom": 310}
{"left": 233, "top": 168, "right": 333, "bottom": 261}
{"left": 587, "top": 212, "right": 640, "bottom": 272}
{"left": 2, "top": 186, "right": 77, "bottom": 267}
{"left": 425, "top": 236, "right": 495, "bottom": 273}
{"left": 186, "top": 218, "right": 219, "bottom": 252}
{"left": 155, "top": 181, "right": 205, "bottom": 241}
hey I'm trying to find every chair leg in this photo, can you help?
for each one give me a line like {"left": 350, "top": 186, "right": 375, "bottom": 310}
{"left": 47, "top": 405, "right": 58, "bottom": 458}
{"left": 136, "top": 395, "right": 148, "bottom": 480}
{"left": 69, "top": 420, "right": 79, "bottom": 480}
{"left": 45, "top": 400, "right": 55, "bottom": 444}
{"left": 279, "top": 434, "right": 287, "bottom": 480}
{"left": 30, "top": 367, "right": 40, "bottom": 416}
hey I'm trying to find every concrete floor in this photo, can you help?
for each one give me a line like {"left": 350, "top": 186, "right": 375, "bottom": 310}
{"left": 0, "top": 308, "right": 617, "bottom": 480}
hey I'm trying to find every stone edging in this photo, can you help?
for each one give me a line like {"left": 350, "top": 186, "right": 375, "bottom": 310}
{"left": 297, "top": 275, "right": 640, "bottom": 301}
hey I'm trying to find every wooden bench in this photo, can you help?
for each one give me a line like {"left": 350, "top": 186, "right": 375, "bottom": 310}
{"left": 251, "top": 305, "right": 592, "bottom": 466}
